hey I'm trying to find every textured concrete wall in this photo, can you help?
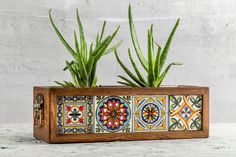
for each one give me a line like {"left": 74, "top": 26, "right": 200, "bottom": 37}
{"left": 0, "top": 0, "right": 235, "bottom": 123}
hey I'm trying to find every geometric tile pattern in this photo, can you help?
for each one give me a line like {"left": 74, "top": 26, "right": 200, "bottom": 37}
{"left": 133, "top": 96, "right": 168, "bottom": 132}
{"left": 64, "top": 103, "right": 85, "bottom": 126}
{"left": 95, "top": 96, "right": 132, "bottom": 133}
{"left": 56, "top": 96, "right": 94, "bottom": 134}
{"left": 169, "top": 95, "right": 202, "bottom": 131}
{"left": 56, "top": 95, "right": 203, "bottom": 134}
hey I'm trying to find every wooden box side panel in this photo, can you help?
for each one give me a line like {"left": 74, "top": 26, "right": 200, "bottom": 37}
{"left": 48, "top": 87, "right": 209, "bottom": 143}
{"left": 202, "top": 89, "right": 209, "bottom": 137}
{"left": 33, "top": 87, "right": 50, "bottom": 142}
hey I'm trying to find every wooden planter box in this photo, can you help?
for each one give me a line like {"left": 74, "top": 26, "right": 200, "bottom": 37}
{"left": 33, "top": 86, "right": 209, "bottom": 143}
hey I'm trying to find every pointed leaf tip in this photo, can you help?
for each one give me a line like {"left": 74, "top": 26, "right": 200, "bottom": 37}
{"left": 173, "top": 62, "right": 183, "bottom": 65}
{"left": 129, "top": 4, "right": 131, "bottom": 9}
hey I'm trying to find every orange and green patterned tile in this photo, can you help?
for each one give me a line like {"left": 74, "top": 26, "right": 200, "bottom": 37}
{"left": 169, "top": 95, "right": 202, "bottom": 131}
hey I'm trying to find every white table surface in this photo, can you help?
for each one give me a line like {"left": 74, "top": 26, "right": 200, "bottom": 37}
{"left": 0, "top": 123, "right": 235, "bottom": 157}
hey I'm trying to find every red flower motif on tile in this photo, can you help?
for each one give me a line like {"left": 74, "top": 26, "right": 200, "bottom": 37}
{"left": 66, "top": 106, "right": 72, "bottom": 111}
{"left": 79, "top": 105, "right": 84, "bottom": 111}
{"left": 66, "top": 118, "right": 71, "bottom": 124}
{"left": 99, "top": 99, "right": 128, "bottom": 129}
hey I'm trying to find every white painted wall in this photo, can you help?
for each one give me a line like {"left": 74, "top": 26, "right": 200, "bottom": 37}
{"left": 0, "top": 0, "right": 235, "bottom": 123}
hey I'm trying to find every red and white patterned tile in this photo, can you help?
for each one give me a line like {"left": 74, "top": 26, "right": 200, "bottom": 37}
{"left": 56, "top": 96, "right": 94, "bottom": 134}
{"left": 95, "top": 96, "right": 132, "bottom": 133}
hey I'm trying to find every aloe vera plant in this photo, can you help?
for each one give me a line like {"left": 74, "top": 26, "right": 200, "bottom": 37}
{"left": 49, "top": 9, "right": 121, "bottom": 87}
{"left": 115, "top": 5, "right": 182, "bottom": 87}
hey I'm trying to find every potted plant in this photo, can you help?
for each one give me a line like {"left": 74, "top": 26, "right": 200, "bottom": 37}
{"left": 33, "top": 5, "right": 209, "bottom": 143}
{"left": 49, "top": 9, "right": 121, "bottom": 87}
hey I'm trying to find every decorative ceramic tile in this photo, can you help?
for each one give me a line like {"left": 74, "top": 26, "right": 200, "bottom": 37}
{"left": 133, "top": 96, "right": 168, "bottom": 132}
{"left": 95, "top": 96, "right": 132, "bottom": 133}
{"left": 57, "top": 96, "right": 94, "bottom": 134}
{"left": 169, "top": 95, "right": 202, "bottom": 131}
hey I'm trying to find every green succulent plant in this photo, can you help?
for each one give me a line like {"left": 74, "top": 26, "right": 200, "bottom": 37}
{"left": 115, "top": 5, "right": 182, "bottom": 87}
{"left": 49, "top": 9, "right": 121, "bottom": 87}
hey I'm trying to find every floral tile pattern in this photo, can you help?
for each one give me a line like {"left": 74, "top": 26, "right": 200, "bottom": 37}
{"left": 57, "top": 96, "right": 94, "bottom": 134}
{"left": 169, "top": 95, "right": 202, "bottom": 131}
{"left": 133, "top": 96, "right": 168, "bottom": 132}
{"left": 56, "top": 94, "right": 204, "bottom": 134}
{"left": 95, "top": 96, "right": 132, "bottom": 133}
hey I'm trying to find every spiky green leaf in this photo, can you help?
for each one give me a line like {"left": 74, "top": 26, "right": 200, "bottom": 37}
{"left": 160, "top": 18, "right": 180, "bottom": 70}
{"left": 154, "top": 42, "right": 162, "bottom": 78}
{"left": 74, "top": 31, "right": 88, "bottom": 83}
{"left": 49, "top": 10, "right": 77, "bottom": 59}
{"left": 76, "top": 9, "right": 87, "bottom": 63}
{"left": 156, "top": 62, "right": 182, "bottom": 86}
{"left": 147, "top": 25, "right": 155, "bottom": 86}
{"left": 115, "top": 49, "right": 147, "bottom": 87}
{"left": 99, "top": 21, "right": 106, "bottom": 43}
{"left": 117, "top": 75, "right": 139, "bottom": 87}
{"left": 128, "top": 5, "right": 148, "bottom": 72}
{"left": 103, "top": 40, "right": 123, "bottom": 55}
{"left": 128, "top": 48, "right": 147, "bottom": 85}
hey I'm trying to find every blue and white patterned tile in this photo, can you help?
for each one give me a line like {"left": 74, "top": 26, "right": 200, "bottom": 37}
{"left": 133, "top": 95, "right": 168, "bottom": 132}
